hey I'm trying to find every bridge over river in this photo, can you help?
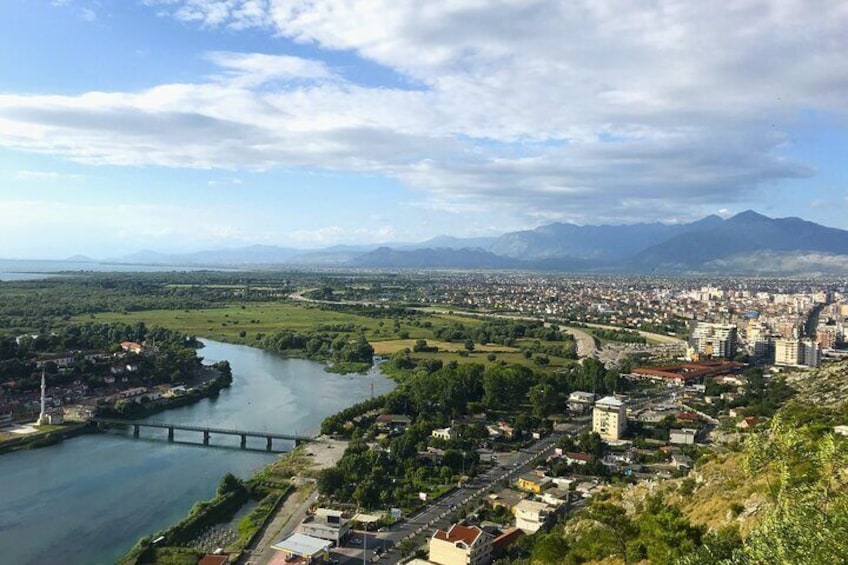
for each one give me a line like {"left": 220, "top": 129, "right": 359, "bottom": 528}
{"left": 92, "top": 417, "right": 314, "bottom": 451}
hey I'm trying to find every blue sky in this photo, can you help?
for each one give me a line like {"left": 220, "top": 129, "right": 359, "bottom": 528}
{"left": 0, "top": 0, "right": 846, "bottom": 258}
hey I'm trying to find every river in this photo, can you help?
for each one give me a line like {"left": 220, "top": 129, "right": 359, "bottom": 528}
{"left": 0, "top": 340, "right": 395, "bottom": 565}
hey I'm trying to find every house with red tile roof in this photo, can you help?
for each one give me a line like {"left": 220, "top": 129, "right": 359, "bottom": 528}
{"left": 429, "top": 523, "right": 494, "bottom": 565}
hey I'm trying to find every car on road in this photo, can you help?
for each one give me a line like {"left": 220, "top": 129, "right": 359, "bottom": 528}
{"left": 350, "top": 538, "right": 362, "bottom": 545}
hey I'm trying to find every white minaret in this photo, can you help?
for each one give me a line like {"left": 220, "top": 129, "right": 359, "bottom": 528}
{"left": 37, "top": 369, "right": 48, "bottom": 426}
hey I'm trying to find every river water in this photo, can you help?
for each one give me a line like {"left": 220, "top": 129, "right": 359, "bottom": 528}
{"left": 0, "top": 340, "right": 395, "bottom": 565}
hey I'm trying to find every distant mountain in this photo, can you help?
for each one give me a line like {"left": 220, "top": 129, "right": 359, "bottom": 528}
{"left": 349, "top": 247, "right": 518, "bottom": 269}
{"left": 630, "top": 210, "right": 848, "bottom": 271}
{"left": 95, "top": 211, "right": 848, "bottom": 274}
{"left": 488, "top": 215, "right": 724, "bottom": 260}
{"left": 402, "top": 235, "right": 499, "bottom": 251}
{"left": 109, "top": 244, "right": 302, "bottom": 266}
{"left": 64, "top": 254, "right": 96, "bottom": 262}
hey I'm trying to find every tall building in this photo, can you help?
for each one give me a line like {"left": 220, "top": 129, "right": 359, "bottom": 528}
{"left": 801, "top": 338, "right": 821, "bottom": 367}
{"left": 774, "top": 338, "right": 820, "bottom": 368}
{"left": 774, "top": 338, "right": 801, "bottom": 366}
{"left": 592, "top": 396, "right": 626, "bottom": 441}
{"left": 689, "top": 322, "right": 738, "bottom": 359}
{"left": 816, "top": 325, "right": 838, "bottom": 350}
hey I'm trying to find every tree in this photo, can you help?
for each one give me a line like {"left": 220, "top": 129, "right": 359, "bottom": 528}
{"left": 529, "top": 383, "right": 557, "bottom": 418}
{"left": 531, "top": 532, "right": 569, "bottom": 564}
{"left": 732, "top": 419, "right": 848, "bottom": 564}
{"left": 585, "top": 501, "right": 639, "bottom": 564}
{"left": 635, "top": 495, "right": 704, "bottom": 564}
{"left": 216, "top": 473, "right": 243, "bottom": 496}
{"left": 317, "top": 467, "right": 345, "bottom": 496}
{"left": 464, "top": 339, "right": 475, "bottom": 352}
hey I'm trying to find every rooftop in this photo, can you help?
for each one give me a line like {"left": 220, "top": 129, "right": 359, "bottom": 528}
{"left": 596, "top": 396, "right": 623, "bottom": 407}
{"left": 270, "top": 533, "right": 332, "bottom": 557}
{"left": 433, "top": 524, "right": 486, "bottom": 547}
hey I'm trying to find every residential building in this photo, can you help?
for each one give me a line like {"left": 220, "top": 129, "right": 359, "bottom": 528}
{"left": 297, "top": 508, "right": 351, "bottom": 546}
{"left": 486, "top": 489, "right": 526, "bottom": 512}
{"left": 429, "top": 524, "right": 493, "bottom": 565}
{"left": 567, "top": 391, "right": 595, "bottom": 412}
{"left": 592, "top": 396, "right": 627, "bottom": 441}
{"left": 432, "top": 427, "right": 457, "bottom": 441}
{"left": 669, "top": 428, "right": 697, "bottom": 445}
{"left": 516, "top": 472, "right": 552, "bottom": 494}
{"left": 491, "top": 528, "right": 524, "bottom": 560}
{"left": 774, "top": 338, "right": 820, "bottom": 367}
{"left": 513, "top": 499, "right": 552, "bottom": 534}
{"left": 801, "top": 338, "right": 821, "bottom": 367}
{"left": 689, "top": 322, "right": 738, "bottom": 359}
{"left": 774, "top": 338, "right": 801, "bottom": 366}
{"left": 375, "top": 414, "right": 412, "bottom": 432}
{"left": 817, "top": 325, "right": 839, "bottom": 350}
{"left": 564, "top": 452, "right": 594, "bottom": 466}
{"left": 541, "top": 488, "right": 569, "bottom": 507}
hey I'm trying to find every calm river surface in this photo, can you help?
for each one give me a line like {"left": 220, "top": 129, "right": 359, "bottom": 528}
{"left": 0, "top": 340, "right": 395, "bottom": 565}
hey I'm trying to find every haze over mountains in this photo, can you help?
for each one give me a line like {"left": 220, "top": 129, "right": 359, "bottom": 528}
{"left": 93, "top": 211, "right": 848, "bottom": 275}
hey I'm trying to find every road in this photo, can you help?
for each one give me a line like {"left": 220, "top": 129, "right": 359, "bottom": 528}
{"left": 574, "top": 321, "right": 686, "bottom": 346}
{"left": 290, "top": 295, "right": 605, "bottom": 360}
{"left": 330, "top": 420, "right": 589, "bottom": 565}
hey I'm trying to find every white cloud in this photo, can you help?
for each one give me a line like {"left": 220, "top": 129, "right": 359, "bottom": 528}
{"left": 205, "top": 51, "right": 332, "bottom": 87}
{"left": 7, "top": 0, "right": 848, "bottom": 223}
{"left": 15, "top": 170, "right": 84, "bottom": 181}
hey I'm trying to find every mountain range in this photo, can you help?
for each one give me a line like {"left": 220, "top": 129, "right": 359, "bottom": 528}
{"left": 93, "top": 211, "right": 848, "bottom": 275}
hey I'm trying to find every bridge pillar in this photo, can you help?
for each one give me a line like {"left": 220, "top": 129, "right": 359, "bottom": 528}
{"left": 240, "top": 435, "right": 247, "bottom": 449}
{"left": 266, "top": 436, "right": 273, "bottom": 451}
{"left": 168, "top": 426, "right": 174, "bottom": 442}
{"left": 133, "top": 424, "right": 139, "bottom": 439}
{"left": 203, "top": 430, "right": 210, "bottom": 446}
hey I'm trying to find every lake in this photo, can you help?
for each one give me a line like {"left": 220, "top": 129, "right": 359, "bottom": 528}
{"left": 0, "top": 259, "right": 238, "bottom": 281}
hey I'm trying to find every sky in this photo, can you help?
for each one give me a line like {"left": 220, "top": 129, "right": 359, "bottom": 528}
{"left": 0, "top": 0, "right": 846, "bottom": 258}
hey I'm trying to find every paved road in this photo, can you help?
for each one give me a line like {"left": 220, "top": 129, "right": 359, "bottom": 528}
{"left": 288, "top": 296, "right": 603, "bottom": 361}
{"left": 418, "top": 308, "right": 600, "bottom": 359}
{"left": 330, "top": 420, "right": 590, "bottom": 565}
{"left": 575, "top": 321, "right": 686, "bottom": 346}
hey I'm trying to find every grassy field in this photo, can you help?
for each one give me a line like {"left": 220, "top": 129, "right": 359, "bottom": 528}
{"left": 78, "top": 302, "right": 578, "bottom": 372}
{"left": 409, "top": 349, "right": 576, "bottom": 370}
{"left": 370, "top": 339, "right": 518, "bottom": 355}
{"left": 78, "top": 302, "right": 484, "bottom": 345}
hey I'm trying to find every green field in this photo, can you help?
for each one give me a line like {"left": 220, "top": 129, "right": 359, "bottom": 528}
{"left": 78, "top": 302, "right": 482, "bottom": 345}
{"left": 78, "top": 302, "right": 578, "bottom": 372}
{"left": 370, "top": 338, "right": 518, "bottom": 355}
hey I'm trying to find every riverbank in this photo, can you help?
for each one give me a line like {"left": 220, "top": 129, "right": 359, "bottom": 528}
{"left": 0, "top": 421, "right": 97, "bottom": 455}
{"left": 119, "top": 437, "right": 349, "bottom": 565}
{"left": 96, "top": 362, "right": 233, "bottom": 420}
{"left": 0, "top": 363, "right": 232, "bottom": 460}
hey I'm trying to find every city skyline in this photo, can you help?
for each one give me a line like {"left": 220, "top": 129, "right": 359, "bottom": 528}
{"left": 0, "top": 0, "right": 846, "bottom": 258}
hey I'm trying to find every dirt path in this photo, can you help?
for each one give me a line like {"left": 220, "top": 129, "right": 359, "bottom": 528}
{"left": 238, "top": 436, "right": 348, "bottom": 564}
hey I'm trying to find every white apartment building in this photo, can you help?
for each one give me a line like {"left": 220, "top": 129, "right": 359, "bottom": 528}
{"left": 592, "top": 396, "right": 627, "bottom": 441}
{"left": 689, "top": 322, "right": 738, "bottom": 359}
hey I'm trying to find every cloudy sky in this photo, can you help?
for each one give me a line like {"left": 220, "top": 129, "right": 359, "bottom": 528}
{"left": 1, "top": 0, "right": 846, "bottom": 258}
